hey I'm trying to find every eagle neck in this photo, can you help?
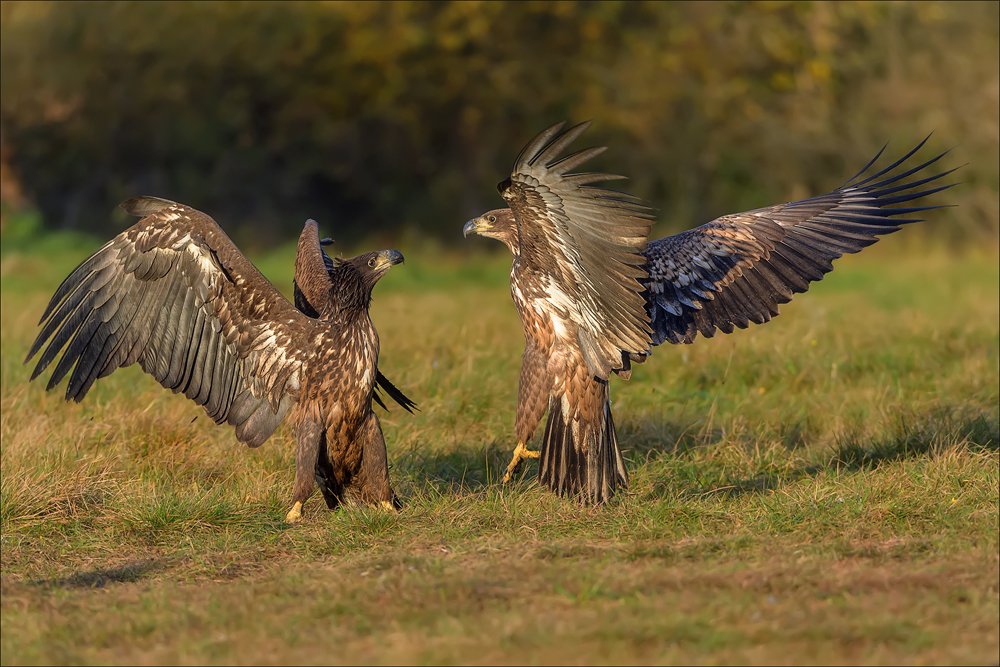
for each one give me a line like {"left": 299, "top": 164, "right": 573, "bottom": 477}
{"left": 322, "top": 264, "right": 375, "bottom": 324}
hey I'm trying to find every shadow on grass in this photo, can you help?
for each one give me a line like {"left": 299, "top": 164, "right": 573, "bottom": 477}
{"left": 637, "top": 408, "right": 998, "bottom": 501}
{"left": 392, "top": 439, "right": 514, "bottom": 498}
{"left": 390, "top": 407, "right": 997, "bottom": 504}
{"left": 831, "top": 411, "right": 998, "bottom": 469}
{"left": 33, "top": 560, "right": 164, "bottom": 589}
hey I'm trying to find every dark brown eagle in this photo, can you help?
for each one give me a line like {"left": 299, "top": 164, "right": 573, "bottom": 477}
{"left": 464, "top": 122, "right": 954, "bottom": 503}
{"left": 24, "top": 196, "right": 410, "bottom": 523}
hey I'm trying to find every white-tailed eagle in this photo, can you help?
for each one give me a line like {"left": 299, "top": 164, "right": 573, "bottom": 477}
{"left": 463, "top": 122, "right": 954, "bottom": 503}
{"left": 25, "top": 196, "right": 412, "bottom": 522}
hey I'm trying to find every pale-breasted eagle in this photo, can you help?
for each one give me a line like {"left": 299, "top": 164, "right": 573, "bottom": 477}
{"left": 464, "top": 122, "right": 954, "bottom": 503}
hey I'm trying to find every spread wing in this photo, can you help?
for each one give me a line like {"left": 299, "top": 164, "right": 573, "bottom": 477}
{"left": 500, "top": 121, "right": 655, "bottom": 380}
{"left": 292, "top": 220, "right": 417, "bottom": 414}
{"left": 642, "top": 139, "right": 956, "bottom": 345}
{"left": 25, "top": 196, "right": 315, "bottom": 447}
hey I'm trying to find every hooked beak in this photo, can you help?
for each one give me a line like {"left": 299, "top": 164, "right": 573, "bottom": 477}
{"left": 372, "top": 249, "right": 404, "bottom": 272}
{"left": 463, "top": 216, "right": 491, "bottom": 238}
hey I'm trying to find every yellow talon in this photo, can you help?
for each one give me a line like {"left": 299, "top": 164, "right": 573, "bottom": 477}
{"left": 503, "top": 441, "right": 540, "bottom": 483}
{"left": 380, "top": 500, "right": 397, "bottom": 512}
{"left": 285, "top": 501, "right": 303, "bottom": 524}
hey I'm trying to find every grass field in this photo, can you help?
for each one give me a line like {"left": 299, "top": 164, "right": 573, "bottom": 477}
{"left": 1, "top": 229, "right": 998, "bottom": 665}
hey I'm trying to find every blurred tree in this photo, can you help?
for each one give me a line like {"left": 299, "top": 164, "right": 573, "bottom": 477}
{"left": 1, "top": 1, "right": 996, "bottom": 250}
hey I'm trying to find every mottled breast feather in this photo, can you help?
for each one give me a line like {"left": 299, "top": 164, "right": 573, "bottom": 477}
{"left": 25, "top": 197, "right": 316, "bottom": 448}
{"left": 291, "top": 220, "right": 417, "bottom": 414}
{"left": 500, "top": 121, "right": 655, "bottom": 381}
{"left": 641, "top": 138, "right": 956, "bottom": 346}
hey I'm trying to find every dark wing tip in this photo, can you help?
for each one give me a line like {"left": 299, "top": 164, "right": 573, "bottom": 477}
{"left": 375, "top": 371, "right": 419, "bottom": 414}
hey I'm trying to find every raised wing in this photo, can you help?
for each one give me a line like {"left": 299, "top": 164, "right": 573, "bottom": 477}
{"left": 500, "top": 122, "right": 655, "bottom": 380}
{"left": 292, "top": 220, "right": 417, "bottom": 414}
{"left": 642, "top": 139, "right": 956, "bottom": 345}
{"left": 25, "top": 197, "right": 315, "bottom": 447}
{"left": 292, "top": 219, "right": 336, "bottom": 318}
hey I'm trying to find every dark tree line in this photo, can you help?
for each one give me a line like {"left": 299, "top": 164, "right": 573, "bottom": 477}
{"left": 1, "top": 1, "right": 996, "bottom": 250}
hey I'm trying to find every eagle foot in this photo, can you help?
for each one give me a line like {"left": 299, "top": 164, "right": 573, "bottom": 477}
{"left": 502, "top": 442, "right": 540, "bottom": 483}
{"left": 285, "top": 501, "right": 304, "bottom": 524}
{"left": 380, "top": 500, "right": 398, "bottom": 512}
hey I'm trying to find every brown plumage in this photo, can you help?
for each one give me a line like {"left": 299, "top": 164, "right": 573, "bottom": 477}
{"left": 464, "top": 122, "right": 955, "bottom": 504}
{"left": 292, "top": 221, "right": 417, "bottom": 415}
{"left": 24, "top": 196, "right": 408, "bottom": 522}
{"left": 464, "top": 122, "right": 654, "bottom": 503}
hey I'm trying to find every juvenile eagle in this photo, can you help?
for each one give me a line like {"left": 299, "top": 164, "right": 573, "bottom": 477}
{"left": 464, "top": 122, "right": 954, "bottom": 503}
{"left": 25, "top": 196, "right": 408, "bottom": 522}
{"left": 292, "top": 220, "right": 417, "bottom": 416}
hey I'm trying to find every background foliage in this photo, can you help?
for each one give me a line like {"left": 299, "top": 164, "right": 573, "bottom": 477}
{"left": 1, "top": 0, "right": 998, "bottom": 251}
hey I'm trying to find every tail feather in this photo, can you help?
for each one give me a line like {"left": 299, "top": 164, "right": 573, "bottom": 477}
{"left": 538, "top": 394, "right": 628, "bottom": 503}
{"left": 314, "top": 435, "right": 342, "bottom": 510}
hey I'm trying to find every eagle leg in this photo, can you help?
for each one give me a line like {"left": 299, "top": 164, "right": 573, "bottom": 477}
{"left": 340, "top": 412, "right": 398, "bottom": 508}
{"left": 286, "top": 416, "right": 324, "bottom": 523}
{"left": 502, "top": 441, "right": 541, "bottom": 483}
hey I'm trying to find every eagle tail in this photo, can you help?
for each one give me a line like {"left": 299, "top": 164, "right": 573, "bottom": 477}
{"left": 538, "top": 388, "right": 628, "bottom": 503}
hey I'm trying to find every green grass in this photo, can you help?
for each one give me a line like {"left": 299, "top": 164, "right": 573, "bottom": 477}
{"left": 1, "top": 231, "right": 998, "bottom": 665}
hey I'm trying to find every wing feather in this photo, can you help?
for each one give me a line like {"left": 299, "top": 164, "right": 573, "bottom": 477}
{"left": 25, "top": 197, "right": 315, "bottom": 447}
{"left": 502, "top": 122, "right": 655, "bottom": 380}
{"left": 292, "top": 219, "right": 332, "bottom": 318}
{"left": 643, "top": 142, "right": 956, "bottom": 345}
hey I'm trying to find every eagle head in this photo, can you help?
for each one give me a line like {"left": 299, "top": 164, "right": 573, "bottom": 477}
{"left": 463, "top": 209, "right": 519, "bottom": 255}
{"left": 326, "top": 249, "right": 404, "bottom": 316}
{"left": 351, "top": 249, "right": 404, "bottom": 277}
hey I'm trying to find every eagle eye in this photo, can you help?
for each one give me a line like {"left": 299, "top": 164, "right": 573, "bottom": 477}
{"left": 367, "top": 258, "right": 376, "bottom": 267}
{"left": 488, "top": 215, "right": 496, "bottom": 223}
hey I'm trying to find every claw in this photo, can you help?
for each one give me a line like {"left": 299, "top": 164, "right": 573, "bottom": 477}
{"left": 285, "top": 501, "right": 303, "bottom": 524}
{"left": 503, "top": 441, "right": 540, "bottom": 483}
